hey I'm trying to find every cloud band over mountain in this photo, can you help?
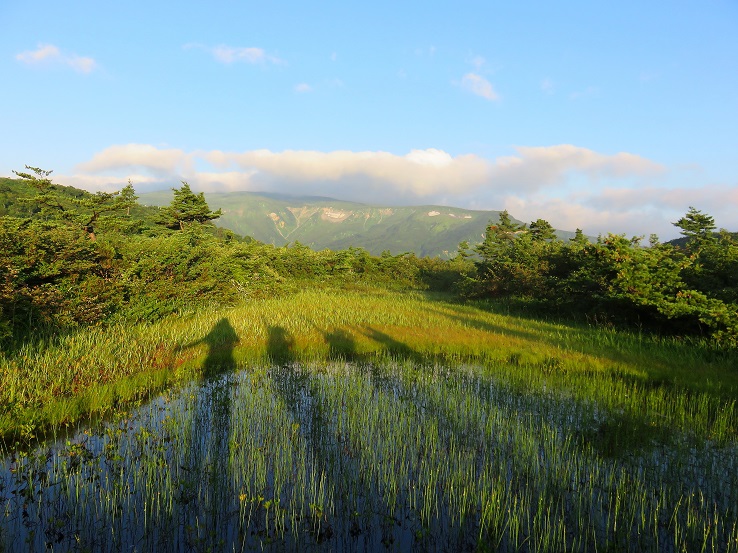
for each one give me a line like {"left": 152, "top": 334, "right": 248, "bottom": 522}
{"left": 62, "top": 143, "right": 735, "bottom": 240}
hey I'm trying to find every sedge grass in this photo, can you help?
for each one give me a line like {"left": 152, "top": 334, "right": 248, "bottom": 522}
{"left": 2, "top": 287, "right": 736, "bottom": 444}
{"left": 1, "top": 286, "right": 737, "bottom": 550}
{"left": 1, "top": 359, "right": 736, "bottom": 551}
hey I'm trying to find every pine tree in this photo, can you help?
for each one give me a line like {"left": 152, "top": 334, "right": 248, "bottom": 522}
{"left": 14, "top": 165, "right": 122, "bottom": 241}
{"left": 529, "top": 218, "right": 556, "bottom": 242}
{"left": 570, "top": 228, "right": 588, "bottom": 246}
{"left": 116, "top": 180, "right": 138, "bottom": 216}
{"left": 160, "top": 182, "right": 222, "bottom": 230}
{"left": 673, "top": 207, "right": 716, "bottom": 247}
{"left": 475, "top": 210, "right": 524, "bottom": 261}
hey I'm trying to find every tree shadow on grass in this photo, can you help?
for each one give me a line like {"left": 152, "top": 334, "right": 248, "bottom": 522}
{"left": 186, "top": 317, "right": 239, "bottom": 377}
{"left": 266, "top": 325, "right": 295, "bottom": 366}
{"left": 357, "top": 326, "right": 423, "bottom": 363}
{"left": 423, "top": 303, "right": 689, "bottom": 389}
{"left": 324, "top": 328, "right": 358, "bottom": 361}
{"left": 426, "top": 299, "right": 738, "bottom": 384}
{"left": 411, "top": 305, "right": 690, "bottom": 455}
{"left": 177, "top": 317, "right": 238, "bottom": 549}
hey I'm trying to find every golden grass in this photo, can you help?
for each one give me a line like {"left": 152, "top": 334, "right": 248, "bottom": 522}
{"left": 1, "top": 285, "right": 736, "bottom": 441}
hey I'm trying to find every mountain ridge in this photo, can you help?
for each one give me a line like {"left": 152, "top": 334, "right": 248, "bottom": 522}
{"left": 140, "top": 190, "right": 579, "bottom": 258}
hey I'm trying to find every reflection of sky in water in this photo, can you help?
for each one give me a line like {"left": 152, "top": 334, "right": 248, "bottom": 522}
{"left": 1, "top": 363, "right": 736, "bottom": 552}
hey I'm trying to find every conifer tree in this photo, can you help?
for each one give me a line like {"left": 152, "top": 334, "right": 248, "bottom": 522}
{"left": 674, "top": 207, "right": 716, "bottom": 247}
{"left": 570, "top": 228, "right": 588, "bottom": 246}
{"left": 116, "top": 180, "right": 138, "bottom": 216}
{"left": 14, "top": 165, "right": 122, "bottom": 240}
{"left": 160, "top": 182, "right": 222, "bottom": 230}
{"left": 529, "top": 218, "right": 556, "bottom": 242}
{"left": 475, "top": 210, "right": 524, "bottom": 261}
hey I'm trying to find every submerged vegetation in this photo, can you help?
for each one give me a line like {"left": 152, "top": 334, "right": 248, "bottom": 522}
{"left": 1, "top": 168, "right": 738, "bottom": 550}
{"left": 2, "top": 358, "right": 737, "bottom": 551}
{"left": 2, "top": 289, "right": 737, "bottom": 550}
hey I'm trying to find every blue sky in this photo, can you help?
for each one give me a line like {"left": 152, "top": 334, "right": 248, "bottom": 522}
{"left": 2, "top": 0, "right": 737, "bottom": 239}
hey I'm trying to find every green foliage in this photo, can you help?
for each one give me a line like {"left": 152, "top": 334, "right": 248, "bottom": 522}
{"left": 465, "top": 209, "right": 738, "bottom": 346}
{"left": 0, "top": 177, "right": 40, "bottom": 218}
{"left": 1, "top": 174, "right": 167, "bottom": 238}
{"left": 529, "top": 218, "right": 556, "bottom": 241}
{"left": 473, "top": 213, "right": 564, "bottom": 299}
{"left": 673, "top": 206, "right": 717, "bottom": 245}
{"left": 2, "top": 172, "right": 736, "bottom": 351}
{"left": 570, "top": 228, "right": 589, "bottom": 246}
{"left": 0, "top": 217, "right": 119, "bottom": 338}
{"left": 13, "top": 166, "right": 129, "bottom": 240}
{"left": 117, "top": 180, "right": 138, "bottom": 215}
{"left": 158, "top": 182, "right": 222, "bottom": 230}
{"left": 0, "top": 174, "right": 459, "bottom": 346}
{"left": 475, "top": 210, "right": 524, "bottom": 259}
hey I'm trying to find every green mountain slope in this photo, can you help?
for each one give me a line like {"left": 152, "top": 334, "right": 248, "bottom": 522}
{"left": 141, "top": 190, "right": 579, "bottom": 258}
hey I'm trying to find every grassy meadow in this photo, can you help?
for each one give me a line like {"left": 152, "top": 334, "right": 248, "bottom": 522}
{"left": 1, "top": 287, "right": 737, "bottom": 550}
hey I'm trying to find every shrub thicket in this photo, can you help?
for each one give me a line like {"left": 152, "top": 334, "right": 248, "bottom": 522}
{"left": 466, "top": 209, "right": 738, "bottom": 346}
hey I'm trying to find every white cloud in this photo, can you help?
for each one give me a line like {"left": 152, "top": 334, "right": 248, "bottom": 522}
{"left": 503, "top": 196, "right": 664, "bottom": 238}
{"left": 59, "top": 173, "right": 162, "bottom": 193}
{"left": 541, "top": 78, "right": 555, "bottom": 94}
{"left": 500, "top": 194, "right": 726, "bottom": 241}
{"left": 295, "top": 83, "right": 312, "bottom": 93}
{"left": 76, "top": 144, "right": 194, "bottom": 176}
{"left": 16, "top": 43, "right": 59, "bottom": 63}
{"left": 405, "top": 149, "right": 453, "bottom": 167}
{"left": 212, "top": 45, "right": 281, "bottom": 64}
{"left": 70, "top": 144, "right": 663, "bottom": 200}
{"left": 492, "top": 145, "right": 663, "bottom": 191}
{"left": 15, "top": 43, "right": 97, "bottom": 73}
{"left": 184, "top": 43, "right": 284, "bottom": 65}
{"left": 590, "top": 183, "right": 738, "bottom": 214}
{"left": 498, "top": 179, "right": 738, "bottom": 240}
{"left": 57, "top": 143, "right": 697, "bottom": 237}
{"left": 460, "top": 73, "right": 499, "bottom": 101}
{"left": 202, "top": 148, "right": 490, "bottom": 199}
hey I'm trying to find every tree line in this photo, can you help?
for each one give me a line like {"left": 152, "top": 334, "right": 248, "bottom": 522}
{"left": 461, "top": 208, "right": 738, "bottom": 346}
{"left": 0, "top": 168, "right": 443, "bottom": 347}
{"left": 1, "top": 167, "right": 736, "bottom": 348}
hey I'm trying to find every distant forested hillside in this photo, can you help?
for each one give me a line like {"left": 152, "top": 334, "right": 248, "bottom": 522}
{"left": 139, "top": 190, "right": 580, "bottom": 258}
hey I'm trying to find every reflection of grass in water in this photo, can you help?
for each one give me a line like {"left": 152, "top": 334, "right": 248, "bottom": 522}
{"left": 1, "top": 360, "right": 737, "bottom": 551}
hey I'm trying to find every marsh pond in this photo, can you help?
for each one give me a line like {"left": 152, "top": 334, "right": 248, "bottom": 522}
{"left": 2, "top": 354, "right": 737, "bottom": 552}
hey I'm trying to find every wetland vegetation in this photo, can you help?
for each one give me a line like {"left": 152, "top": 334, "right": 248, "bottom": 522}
{"left": 2, "top": 289, "right": 738, "bottom": 551}
{"left": 1, "top": 169, "right": 738, "bottom": 550}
